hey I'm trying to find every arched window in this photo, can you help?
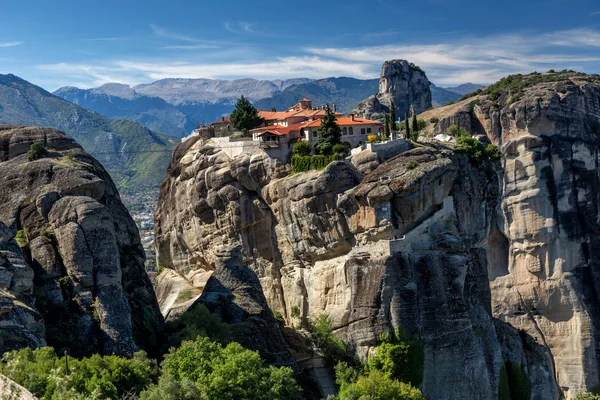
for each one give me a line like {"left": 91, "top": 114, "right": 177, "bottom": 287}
{"left": 342, "top": 127, "right": 348, "bottom": 135}
{"left": 349, "top": 127, "right": 354, "bottom": 135}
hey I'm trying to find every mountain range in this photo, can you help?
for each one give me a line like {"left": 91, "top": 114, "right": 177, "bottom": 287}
{"left": 55, "top": 78, "right": 483, "bottom": 138}
{"left": 0, "top": 74, "right": 176, "bottom": 193}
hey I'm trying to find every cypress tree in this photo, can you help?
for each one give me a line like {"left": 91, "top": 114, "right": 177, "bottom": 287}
{"left": 390, "top": 101, "right": 397, "bottom": 131}
{"left": 315, "top": 105, "right": 342, "bottom": 155}
{"left": 412, "top": 112, "right": 418, "bottom": 135}
{"left": 404, "top": 113, "right": 410, "bottom": 139}
{"left": 384, "top": 113, "right": 390, "bottom": 139}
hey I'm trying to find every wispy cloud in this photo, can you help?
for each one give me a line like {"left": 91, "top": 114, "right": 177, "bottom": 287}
{"left": 0, "top": 41, "right": 23, "bottom": 48}
{"left": 34, "top": 27, "right": 600, "bottom": 89}
{"left": 160, "top": 44, "right": 220, "bottom": 50}
{"left": 592, "top": 10, "right": 600, "bottom": 15}
{"left": 224, "top": 21, "right": 255, "bottom": 34}
{"left": 151, "top": 25, "right": 197, "bottom": 42}
{"left": 78, "top": 37, "right": 129, "bottom": 42}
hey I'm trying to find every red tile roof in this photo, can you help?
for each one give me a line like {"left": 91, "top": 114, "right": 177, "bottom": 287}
{"left": 251, "top": 121, "right": 309, "bottom": 136}
{"left": 210, "top": 116, "right": 230, "bottom": 125}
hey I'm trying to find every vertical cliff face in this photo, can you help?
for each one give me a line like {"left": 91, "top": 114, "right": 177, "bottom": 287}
{"left": 0, "top": 125, "right": 163, "bottom": 357}
{"left": 420, "top": 72, "right": 600, "bottom": 398}
{"left": 353, "top": 60, "right": 432, "bottom": 121}
{"left": 155, "top": 135, "right": 557, "bottom": 398}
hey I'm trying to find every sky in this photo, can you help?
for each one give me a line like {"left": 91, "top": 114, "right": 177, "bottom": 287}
{"left": 0, "top": 0, "right": 599, "bottom": 91}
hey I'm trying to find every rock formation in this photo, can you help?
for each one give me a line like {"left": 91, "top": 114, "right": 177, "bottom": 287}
{"left": 353, "top": 60, "right": 432, "bottom": 122}
{"left": 0, "top": 125, "right": 163, "bottom": 357}
{"left": 155, "top": 133, "right": 557, "bottom": 398}
{"left": 418, "top": 71, "right": 600, "bottom": 398}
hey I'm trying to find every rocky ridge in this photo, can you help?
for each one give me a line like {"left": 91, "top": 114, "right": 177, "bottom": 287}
{"left": 154, "top": 131, "right": 557, "bottom": 398}
{"left": 353, "top": 59, "right": 433, "bottom": 122}
{"left": 0, "top": 125, "right": 163, "bottom": 357}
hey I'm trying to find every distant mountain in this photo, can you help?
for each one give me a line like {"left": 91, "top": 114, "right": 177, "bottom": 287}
{"left": 133, "top": 77, "right": 313, "bottom": 105}
{"left": 443, "top": 83, "right": 485, "bottom": 96}
{"left": 54, "top": 85, "right": 196, "bottom": 137}
{"left": 430, "top": 84, "right": 462, "bottom": 107}
{"left": 0, "top": 74, "right": 176, "bottom": 193}
{"left": 254, "top": 77, "right": 380, "bottom": 113}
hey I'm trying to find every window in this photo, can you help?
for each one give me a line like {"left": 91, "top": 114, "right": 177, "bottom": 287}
{"left": 312, "top": 130, "right": 318, "bottom": 137}
{"left": 349, "top": 127, "right": 353, "bottom": 135}
{"left": 361, "top": 128, "right": 366, "bottom": 135}
{"left": 367, "top": 127, "right": 372, "bottom": 133}
{"left": 342, "top": 127, "right": 347, "bottom": 135}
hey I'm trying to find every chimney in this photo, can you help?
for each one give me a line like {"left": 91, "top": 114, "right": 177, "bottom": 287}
{"left": 222, "top": 117, "right": 225, "bottom": 122}
{"left": 350, "top": 113, "right": 355, "bottom": 121}
{"left": 333, "top": 103, "right": 337, "bottom": 112}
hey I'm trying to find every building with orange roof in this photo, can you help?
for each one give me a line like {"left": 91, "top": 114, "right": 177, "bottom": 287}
{"left": 302, "top": 114, "right": 383, "bottom": 149}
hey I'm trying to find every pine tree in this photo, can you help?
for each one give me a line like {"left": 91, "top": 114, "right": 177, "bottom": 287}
{"left": 230, "top": 95, "right": 264, "bottom": 134}
{"left": 390, "top": 101, "right": 397, "bottom": 131}
{"left": 404, "top": 113, "right": 410, "bottom": 139}
{"left": 315, "top": 105, "right": 342, "bottom": 155}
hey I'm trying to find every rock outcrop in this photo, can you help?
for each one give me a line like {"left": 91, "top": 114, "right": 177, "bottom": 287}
{"left": 0, "top": 125, "right": 163, "bottom": 357}
{"left": 353, "top": 60, "right": 432, "bottom": 122}
{"left": 419, "top": 71, "right": 600, "bottom": 398}
{"left": 155, "top": 133, "right": 557, "bottom": 399}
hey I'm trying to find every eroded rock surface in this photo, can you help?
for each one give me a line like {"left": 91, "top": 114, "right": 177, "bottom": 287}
{"left": 420, "top": 71, "right": 600, "bottom": 398}
{"left": 155, "top": 131, "right": 557, "bottom": 399}
{"left": 353, "top": 60, "right": 432, "bottom": 122}
{"left": 0, "top": 125, "right": 163, "bottom": 357}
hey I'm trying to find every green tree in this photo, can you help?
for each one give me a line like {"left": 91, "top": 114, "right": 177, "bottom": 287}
{"left": 27, "top": 141, "right": 48, "bottom": 161}
{"left": 230, "top": 95, "right": 264, "bottom": 134}
{"left": 411, "top": 112, "right": 418, "bottom": 135}
{"left": 390, "top": 101, "right": 397, "bottom": 131}
{"left": 315, "top": 105, "right": 341, "bottom": 155}
{"left": 159, "top": 336, "right": 301, "bottom": 400}
{"left": 574, "top": 393, "right": 600, "bottom": 400}
{"left": 309, "top": 314, "right": 347, "bottom": 367}
{"left": 383, "top": 113, "right": 390, "bottom": 139}
{"left": 337, "top": 370, "right": 425, "bottom": 400}
{"left": 293, "top": 141, "right": 313, "bottom": 156}
{"left": 404, "top": 113, "right": 410, "bottom": 139}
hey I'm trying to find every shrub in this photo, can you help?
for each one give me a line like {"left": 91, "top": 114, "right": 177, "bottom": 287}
{"left": 405, "top": 160, "right": 418, "bottom": 170}
{"left": 291, "top": 154, "right": 340, "bottom": 173}
{"left": 367, "top": 328, "right": 424, "bottom": 387}
{"left": 156, "top": 336, "right": 301, "bottom": 400}
{"left": 486, "top": 144, "right": 501, "bottom": 161}
{"left": 293, "top": 141, "right": 312, "bottom": 156}
{"left": 504, "top": 362, "right": 531, "bottom": 400}
{"left": 337, "top": 370, "right": 425, "bottom": 400}
{"left": 0, "top": 347, "right": 158, "bottom": 400}
{"left": 332, "top": 143, "right": 347, "bottom": 156}
{"left": 290, "top": 306, "right": 300, "bottom": 319}
{"left": 455, "top": 135, "right": 486, "bottom": 164}
{"left": 162, "top": 304, "right": 231, "bottom": 353}
{"left": 291, "top": 155, "right": 311, "bottom": 173}
{"left": 309, "top": 314, "right": 347, "bottom": 367}
{"left": 574, "top": 393, "right": 600, "bottom": 400}
{"left": 27, "top": 141, "right": 48, "bottom": 161}
{"left": 444, "top": 125, "right": 469, "bottom": 137}
{"left": 429, "top": 117, "right": 439, "bottom": 124}
{"left": 367, "top": 134, "right": 377, "bottom": 143}
{"left": 15, "top": 229, "right": 29, "bottom": 248}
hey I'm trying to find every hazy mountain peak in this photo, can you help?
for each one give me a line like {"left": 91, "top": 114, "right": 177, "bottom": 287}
{"left": 93, "top": 82, "right": 137, "bottom": 99}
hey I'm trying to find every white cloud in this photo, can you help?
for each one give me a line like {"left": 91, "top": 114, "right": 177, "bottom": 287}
{"left": 0, "top": 41, "right": 23, "bottom": 48}
{"left": 224, "top": 21, "right": 256, "bottom": 35}
{"left": 35, "top": 28, "right": 600, "bottom": 89}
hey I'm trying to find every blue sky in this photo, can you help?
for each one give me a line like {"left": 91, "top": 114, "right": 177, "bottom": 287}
{"left": 1, "top": 0, "right": 599, "bottom": 91}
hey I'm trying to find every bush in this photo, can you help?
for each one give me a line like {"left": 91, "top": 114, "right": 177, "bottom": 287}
{"left": 155, "top": 336, "right": 301, "bottom": 400}
{"left": 455, "top": 135, "right": 486, "bottom": 164}
{"left": 367, "top": 134, "right": 377, "bottom": 143}
{"left": 162, "top": 304, "right": 231, "bottom": 353}
{"left": 405, "top": 160, "right": 418, "bottom": 170}
{"left": 15, "top": 228, "right": 29, "bottom": 248}
{"left": 309, "top": 314, "right": 347, "bottom": 367}
{"left": 444, "top": 125, "right": 469, "bottom": 137}
{"left": 337, "top": 370, "right": 425, "bottom": 400}
{"left": 0, "top": 347, "right": 158, "bottom": 400}
{"left": 367, "top": 328, "right": 424, "bottom": 387}
{"left": 429, "top": 117, "right": 439, "bottom": 124}
{"left": 291, "top": 154, "right": 340, "bottom": 173}
{"left": 27, "top": 141, "right": 48, "bottom": 161}
{"left": 293, "top": 141, "right": 312, "bottom": 156}
{"left": 486, "top": 144, "right": 501, "bottom": 161}
{"left": 332, "top": 143, "right": 347, "bottom": 156}
{"left": 574, "top": 393, "right": 600, "bottom": 400}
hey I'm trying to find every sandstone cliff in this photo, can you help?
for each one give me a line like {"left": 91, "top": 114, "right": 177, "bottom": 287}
{"left": 155, "top": 134, "right": 557, "bottom": 399}
{"left": 353, "top": 60, "right": 432, "bottom": 122}
{"left": 0, "top": 125, "right": 163, "bottom": 357}
{"left": 418, "top": 71, "right": 600, "bottom": 398}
